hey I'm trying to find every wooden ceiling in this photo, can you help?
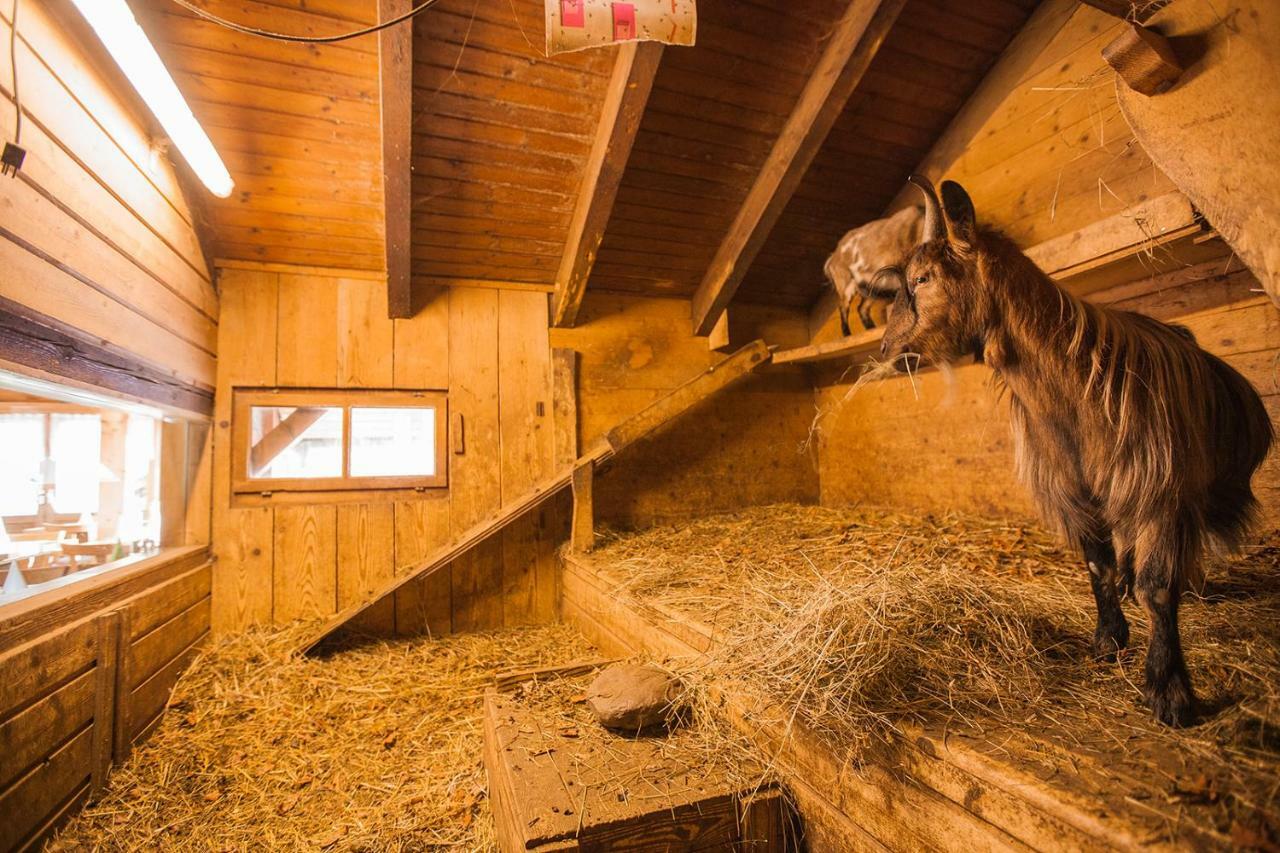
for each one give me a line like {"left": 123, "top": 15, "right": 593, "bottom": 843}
{"left": 136, "top": 0, "right": 1041, "bottom": 315}
{"left": 137, "top": 0, "right": 384, "bottom": 271}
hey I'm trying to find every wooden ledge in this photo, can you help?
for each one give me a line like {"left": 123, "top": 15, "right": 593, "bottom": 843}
{"left": 0, "top": 546, "right": 209, "bottom": 648}
{"left": 560, "top": 550, "right": 1229, "bottom": 851}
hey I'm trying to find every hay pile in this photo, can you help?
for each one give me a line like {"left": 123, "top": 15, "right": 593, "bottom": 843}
{"left": 47, "top": 623, "right": 594, "bottom": 852}
{"left": 594, "top": 504, "right": 1280, "bottom": 834}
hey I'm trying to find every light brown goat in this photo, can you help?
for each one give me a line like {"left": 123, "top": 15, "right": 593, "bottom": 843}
{"left": 823, "top": 205, "right": 922, "bottom": 335}
{"left": 875, "top": 176, "right": 1274, "bottom": 727}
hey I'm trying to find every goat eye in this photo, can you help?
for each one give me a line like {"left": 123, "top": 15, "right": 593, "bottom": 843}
{"left": 914, "top": 274, "right": 930, "bottom": 286}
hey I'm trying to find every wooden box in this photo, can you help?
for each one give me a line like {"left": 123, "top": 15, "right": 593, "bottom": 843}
{"left": 482, "top": 669, "right": 796, "bottom": 852}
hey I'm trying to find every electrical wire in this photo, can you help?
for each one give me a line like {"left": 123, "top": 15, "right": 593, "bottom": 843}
{"left": 9, "top": 0, "right": 19, "bottom": 144}
{"left": 167, "top": 0, "right": 445, "bottom": 44}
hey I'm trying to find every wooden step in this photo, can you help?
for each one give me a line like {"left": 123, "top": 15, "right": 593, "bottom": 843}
{"left": 297, "top": 340, "right": 772, "bottom": 653}
{"left": 560, "top": 551, "right": 1224, "bottom": 853}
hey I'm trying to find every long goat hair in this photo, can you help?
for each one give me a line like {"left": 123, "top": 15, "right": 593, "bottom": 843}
{"left": 875, "top": 177, "right": 1274, "bottom": 726}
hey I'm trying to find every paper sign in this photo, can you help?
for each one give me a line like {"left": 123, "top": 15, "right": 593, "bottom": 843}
{"left": 546, "top": 0, "right": 696, "bottom": 55}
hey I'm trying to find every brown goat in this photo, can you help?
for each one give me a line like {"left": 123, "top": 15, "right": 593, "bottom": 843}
{"left": 874, "top": 176, "right": 1274, "bottom": 727}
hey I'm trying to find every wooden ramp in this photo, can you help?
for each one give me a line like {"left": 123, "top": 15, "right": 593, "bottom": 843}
{"left": 297, "top": 340, "right": 771, "bottom": 653}
{"left": 561, "top": 551, "right": 1231, "bottom": 852}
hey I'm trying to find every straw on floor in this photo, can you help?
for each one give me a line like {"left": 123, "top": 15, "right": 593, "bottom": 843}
{"left": 47, "top": 623, "right": 595, "bottom": 852}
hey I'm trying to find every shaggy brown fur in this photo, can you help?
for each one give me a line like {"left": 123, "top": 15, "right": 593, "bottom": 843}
{"left": 875, "top": 176, "right": 1273, "bottom": 727}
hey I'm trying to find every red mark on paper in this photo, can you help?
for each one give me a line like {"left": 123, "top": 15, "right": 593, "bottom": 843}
{"left": 561, "top": 0, "right": 585, "bottom": 28}
{"left": 612, "top": 2, "right": 636, "bottom": 40}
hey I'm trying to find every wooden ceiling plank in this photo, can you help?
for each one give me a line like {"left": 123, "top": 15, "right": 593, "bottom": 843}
{"left": 551, "top": 42, "right": 664, "bottom": 329}
{"left": 689, "top": 0, "right": 906, "bottom": 337}
{"left": 380, "top": 0, "right": 414, "bottom": 319}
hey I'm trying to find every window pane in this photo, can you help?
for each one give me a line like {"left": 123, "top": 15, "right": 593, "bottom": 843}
{"left": 248, "top": 407, "right": 342, "bottom": 479}
{"left": 51, "top": 414, "right": 102, "bottom": 515}
{"left": 350, "top": 407, "right": 436, "bottom": 477}
{"left": 0, "top": 414, "right": 44, "bottom": 516}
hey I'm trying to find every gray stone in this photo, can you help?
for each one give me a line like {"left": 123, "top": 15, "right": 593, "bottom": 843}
{"left": 586, "top": 664, "right": 681, "bottom": 732}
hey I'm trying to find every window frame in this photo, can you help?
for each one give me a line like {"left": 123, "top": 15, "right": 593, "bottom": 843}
{"left": 230, "top": 388, "right": 448, "bottom": 495}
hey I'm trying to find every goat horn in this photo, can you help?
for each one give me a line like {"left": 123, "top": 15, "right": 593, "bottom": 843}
{"left": 908, "top": 174, "right": 945, "bottom": 244}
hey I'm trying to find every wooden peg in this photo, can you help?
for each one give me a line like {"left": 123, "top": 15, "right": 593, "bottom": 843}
{"left": 1103, "top": 23, "right": 1183, "bottom": 96}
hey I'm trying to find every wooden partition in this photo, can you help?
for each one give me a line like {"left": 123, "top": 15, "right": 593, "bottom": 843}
{"left": 0, "top": 2, "right": 215, "bottom": 415}
{"left": 811, "top": 2, "right": 1280, "bottom": 531}
{"left": 0, "top": 548, "right": 211, "bottom": 852}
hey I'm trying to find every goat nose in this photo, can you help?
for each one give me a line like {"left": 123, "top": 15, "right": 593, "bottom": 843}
{"left": 879, "top": 338, "right": 890, "bottom": 358}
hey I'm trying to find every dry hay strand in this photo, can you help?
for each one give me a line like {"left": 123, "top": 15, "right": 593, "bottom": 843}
{"left": 594, "top": 504, "right": 1280, "bottom": 834}
{"left": 47, "top": 624, "right": 594, "bottom": 852}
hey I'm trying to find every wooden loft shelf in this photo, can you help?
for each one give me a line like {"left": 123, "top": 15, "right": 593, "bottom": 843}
{"left": 773, "top": 191, "right": 1203, "bottom": 368}
{"left": 772, "top": 327, "right": 882, "bottom": 366}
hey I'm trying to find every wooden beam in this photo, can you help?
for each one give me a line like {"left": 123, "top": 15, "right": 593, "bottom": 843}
{"left": 379, "top": 0, "right": 413, "bottom": 319}
{"left": 0, "top": 296, "right": 213, "bottom": 415}
{"left": 297, "top": 341, "right": 772, "bottom": 653}
{"left": 248, "top": 407, "right": 327, "bottom": 476}
{"left": 552, "top": 42, "right": 663, "bottom": 329}
{"left": 689, "top": 0, "right": 905, "bottom": 337}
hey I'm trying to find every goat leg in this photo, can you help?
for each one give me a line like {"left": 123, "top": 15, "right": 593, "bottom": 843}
{"left": 856, "top": 294, "right": 876, "bottom": 330}
{"left": 1081, "top": 536, "right": 1129, "bottom": 661}
{"left": 1138, "top": 572, "right": 1196, "bottom": 727}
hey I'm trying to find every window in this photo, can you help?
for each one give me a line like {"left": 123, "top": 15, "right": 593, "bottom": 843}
{"left": 1, "top": 372, "right": 170, "bottom": 607}
{"left": 231, "top": 389, "right": 447, "bottom": 495}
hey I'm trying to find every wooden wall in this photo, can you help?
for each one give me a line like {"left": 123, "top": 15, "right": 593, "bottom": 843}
{"left": 211, "top": 278, "right": 823, "bottom": 635}
{"left": 813, "top": 4, "right": 1280, "bottom": 535}
{"left": 552, "top": 295, "right": 819, "bottom": 529}
{"left": 0, "top": 1, "right": 216, "bottom": 410}
{"left": 0, "top": 549, "right": 210, "bottom": 852}
{"left": 211, "top": 269, "right": 565, "bottom": 638}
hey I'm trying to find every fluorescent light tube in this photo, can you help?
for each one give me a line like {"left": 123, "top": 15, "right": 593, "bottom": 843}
{"left": 69, "top": 0, "right": 234, "bottom": 198}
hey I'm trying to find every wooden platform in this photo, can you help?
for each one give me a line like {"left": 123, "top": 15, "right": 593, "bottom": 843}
{"left": 482, "top": 664, "right": 795, "bottom": 852}
{"left": 560, "top": 551, "right": 1240, "bottom": 852}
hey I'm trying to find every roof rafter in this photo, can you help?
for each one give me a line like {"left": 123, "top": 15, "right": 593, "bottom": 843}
{"left": 689, "top": 0, "right": 905, "bottom": 337}
{"left": 379, "top": 0, "right": 414, "bottom": 318}
{"left": 552, "top": 41, "right": 664, "bottom": 329}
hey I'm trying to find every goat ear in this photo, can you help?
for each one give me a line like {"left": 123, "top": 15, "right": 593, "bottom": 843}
{"left": 940, "top": 181, "right": 976, "bottom": 250}
{"left": 867, "top": 266, "right": 906, "bottom": 299}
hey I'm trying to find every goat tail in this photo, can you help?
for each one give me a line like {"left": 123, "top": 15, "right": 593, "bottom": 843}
{"left": 1203, "top": 350, "right": 1274, "bottom": 555}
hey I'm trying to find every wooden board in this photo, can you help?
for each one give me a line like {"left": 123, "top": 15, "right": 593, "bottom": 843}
{"left": 483, "top": 675, "right": 793, "bottom": 852}
{"left": 1115, "top": 0, "right": 1280, "bottom": 308}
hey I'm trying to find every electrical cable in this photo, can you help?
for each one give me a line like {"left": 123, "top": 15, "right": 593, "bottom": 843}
{"left": 9, "top": 0, "right": 19, "bottom": 144}
{"left": 167, "top": 0, "right": 444, "bottom": 44}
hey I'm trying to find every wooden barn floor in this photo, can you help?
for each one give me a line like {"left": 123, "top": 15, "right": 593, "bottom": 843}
{"left": 568, "top": 504, "right": 1280, "bottom": 850}
{"left": 44, "top": 624, "right": 596, "bottom": 852}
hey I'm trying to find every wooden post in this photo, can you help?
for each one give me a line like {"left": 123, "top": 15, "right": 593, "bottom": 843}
{"left": 111, "top": 604, "right": 134, "bottom": 764}
{"left": 379, "top": 0, "right": 414, "bottom": 319}
{"left": 91, "top": 611, "right": 120, "bottom": 796}
{"left": 552, "top": 348, "right": 579, "bottom": 468}
{"left": 571, "top": 461, "right": 594, "bottom": 553}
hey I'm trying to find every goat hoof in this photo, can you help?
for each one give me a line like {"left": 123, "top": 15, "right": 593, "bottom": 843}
{"left": 1091, "top": 624, "right": 1129, "bottom": 662}
{"left": 1144, "top": 672, "right": 1196, "bottom": 728}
